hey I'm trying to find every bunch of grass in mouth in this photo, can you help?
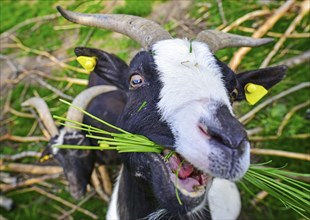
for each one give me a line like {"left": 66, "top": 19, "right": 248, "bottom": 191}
{"left": 54, "top": 99, "right": 309, "bottom": 217}
{"left": 54, "top": 99, "right": 164, "bottom": 153}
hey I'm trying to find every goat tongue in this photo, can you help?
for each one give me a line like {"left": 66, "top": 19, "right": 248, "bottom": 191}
{"left": 178, "top": 161, "right": 194, "bottom": 179}
{"left": 167, "top": 153, "right": 194, "bottom": 179}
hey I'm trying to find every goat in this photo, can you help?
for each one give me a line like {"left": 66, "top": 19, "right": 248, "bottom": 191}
{"left": 57, "top": 7, "right": 287, "bottom": 220}
{"left": 22, "top": 85, "right": 119, "bottom": 199}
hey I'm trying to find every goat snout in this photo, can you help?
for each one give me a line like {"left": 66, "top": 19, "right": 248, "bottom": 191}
{"left": 199, "top": 104, "right": 248, "bottom": 151}
{"left": 199, "top": 123, "right": 248, "bottom": 153}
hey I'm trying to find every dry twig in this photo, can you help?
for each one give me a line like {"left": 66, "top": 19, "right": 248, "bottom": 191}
{"left": 216, "top": 0, "right": 227, "bottom": 26}
{"left": 0, "top": 174, "right": 61, "bottom": 192}
{"left": 250, "top": 148, "right": 310, "bottom": 161}
{"left": 52, "top": 204, "right": 74, "bottom": 220}
{"left": 91, "top": 170, "right": 110, "bottom": 202}
{"left": 7, "top": 36, "right": 88, "bottom": 74}
{"left": 32, "top": 70, "right": 88, "bottom": 86}
{"left": 220, "top": 10, "right": 271, "bottom": 32}
{"left": 274, "top": 49, "right": 310, "bottom": 68}
{"left": 97, "top": 165, "right": 112, "bottom": 196}
{"left": 0, "top": 134, "right": 47, "bottom": 142}
{"left": 0, "top": 13, "right": 60, "bottom": 39}
{"left": 277, "top": 100, "right": 310, "bottom": 136}
{"left": 33, "top": 77, "right": 73, "bottom": 101}
{"left": 0, "top": 163, "right": 62, "bottom": 174}
{"left": 58, "top": 191, "right": 96, "bottom": 220}
{"left": 236, "top": 26, "right": 310, "bottom": 39}
{"left": 8, "top": 107, "right": 34, "bottom": 118}
{"left": 0, "top": 151, "right": 41, "bottom": 161}
{"left": 249, "top": 133, "right": 310, "bottom": 141}
{"left": 229, "top": 0, "right": 296, "bottom": 70}
{"left": 31, "top": 186, "right": 98, "bottom": 219}
{"left": 260, "top": 0, "right": 310, "bottom": 68}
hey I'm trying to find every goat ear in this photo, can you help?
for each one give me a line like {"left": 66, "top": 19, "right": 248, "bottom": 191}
{"left": 75, "top": 47, "right": 129, "bottom": 90}
{"left": 235, "top": 65, "right": 287, "bottom": 101}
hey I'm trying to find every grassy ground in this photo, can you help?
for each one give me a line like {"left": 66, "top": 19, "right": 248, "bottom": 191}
{"left": 0, "top": 0, "right": 309, "bottom": 219}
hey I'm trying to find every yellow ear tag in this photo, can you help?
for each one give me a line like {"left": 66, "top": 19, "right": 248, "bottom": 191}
{"left": 39, "top": 154, "right": 52, "bottom": 163}
{"left": 245, "top": 83, "right": 268, "bottom": 105}
{"left": 76, "top": 56, "right": 97, "bottom": 73}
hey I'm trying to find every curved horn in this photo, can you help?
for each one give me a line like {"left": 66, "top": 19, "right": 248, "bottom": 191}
{"left": 22, "top": 97, "right": 59, "bottom": 137}
{"left": 196, "top": 30, "right": 273, "bottom": 53}
{"left": 65, "top": 85, "right": 117, "bottom": 132}
{"left": 57, "top": 6, "right": 172, "bottom": 50}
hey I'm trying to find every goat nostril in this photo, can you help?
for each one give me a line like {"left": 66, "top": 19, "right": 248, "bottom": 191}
{"left": 237, "top": 140, "right": 248, "bottom": 156}
{"left": 198, "top": 124, "right": 210, "bottom": 138}
{"left": 199, "top": 124, "right": 231, "bottom": 147}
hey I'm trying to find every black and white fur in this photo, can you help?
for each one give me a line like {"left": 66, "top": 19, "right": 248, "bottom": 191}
{"left": 76, "top": 38, "right": 286, "bottom": 220}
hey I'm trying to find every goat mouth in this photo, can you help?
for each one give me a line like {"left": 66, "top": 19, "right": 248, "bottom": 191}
{"left": 160, "top": 149, "right": 212, "bottom": 197}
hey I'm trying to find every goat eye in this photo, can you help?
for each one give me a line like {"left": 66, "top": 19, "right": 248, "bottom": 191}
{"left": 230, "top": 88, "right": 238, "bottom": 101}
{"left": 130, "top": 74, "right": 144, "bottom": 88}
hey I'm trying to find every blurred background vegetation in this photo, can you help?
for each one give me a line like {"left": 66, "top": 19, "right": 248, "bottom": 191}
{"left": 0, "top": 0, "right": 309, "bottom": 219}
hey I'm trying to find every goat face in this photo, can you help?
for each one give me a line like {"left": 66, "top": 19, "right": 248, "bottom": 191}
{"left": 76, "top": 45, "right": 286, "bottom": 215}
{"left": 56, "top": 7, "right": 287, "bottom": 217}
{"left": 119, "top": 42, "right": 247, "bottom": 214}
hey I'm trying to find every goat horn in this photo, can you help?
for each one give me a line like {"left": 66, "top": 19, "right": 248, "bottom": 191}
{"left": 65, "top": 85, "right": 117, "bottom": 132}
{"left": 196, "top": 30, "right": 273, "bottom": 53}
{"left": 56, "top": 6, "right": 172, "bottom": 50}
{"left": 22, "top": 97, "right": 59, "bottom": 137}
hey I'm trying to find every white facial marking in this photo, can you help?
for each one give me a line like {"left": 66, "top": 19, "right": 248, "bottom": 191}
{"left": 52, "top": 128, "right": 66, "bottom": 154}
{"left": 153, "top": 39, "right": 232, "bottom": 121}
{"left": 153, "top": 39, "right": 249, "bottom": 179}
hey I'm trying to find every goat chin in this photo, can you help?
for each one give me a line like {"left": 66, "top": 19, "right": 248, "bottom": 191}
{"left": 106, "top": 167, "right": 241, "bottom": 220}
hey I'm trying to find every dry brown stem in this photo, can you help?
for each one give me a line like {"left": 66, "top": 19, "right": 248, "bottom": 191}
{"left": 58, "top": 191, "right": 96, "bottom": 220}
{"left": 0, "top": 151, "right": 41, "bottom": 161}
{"left": 250, "top": 133, "right": 310, "bottom": 141}
{"left": 53, "top": 204, "right": 74, "bottom": 220}
{"left": 251, "top": 190, "right": 269, "bottom": 206}
{"left": 34, "top": 77, "right": 73, "bottom": 101}
{"left": 229, "top": 0, "right": 296, "bottom": 70}
{"left": 0, "top": 163, "right": 63, "bottom": 174}
{"left": 0, "top": 13, "right": 60, "bottom": 39}
{"left": 217, "top": 0, "right": 227, "bottom": 26}
{"left": 239, "top": 82, "right": 310, "bottom": 124}
{"left": 33, "top": 70, "right": 88, "bottom": 86}
{"left": 220, "top": 10, "right": 271, "bottom": 32}
{"left": 236, "top": 26, "right": 310, "bottom": 39}
{"left": 250, "top": 148, "right": 310, "bottom": 161}
{"left": 8, "top": 36, "right": 88, "bottom": 74}
{"left": 0, "top": 134, "right": 47, "bottom": 142}
{"left": 260, "top": 0, "right": 310, "bottom": 68}
{"left": 97, "top": 165, "right": 112, "bottom": 196}
{"left": 31, "top": 186, "right": 98, "bottom": 219}
{"left": 2, "top": 90, "right": 12, "bottom": 116}
{"left": 8, "top": 107, "right": 34, "bottom": 118}
{"left": 275, "top": 49, "right": 310, "bottom": 68}
{"left": 0, "top": 174, "right": 61, "bottom": 192}
{"left": 246, "top": 127, "right": 263, "bottom": 136}
{"left": 27, "top": 120, "right": 38, "bottom": 137}
{"left": 277, "top": 100, "right": 310, "bottom": 136}
{"left": 3, "top": 71, "right": 29, "bottom": 85}
{"left": 91, "top": 170, "right": 110, "bottom": 202}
